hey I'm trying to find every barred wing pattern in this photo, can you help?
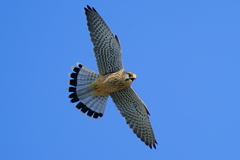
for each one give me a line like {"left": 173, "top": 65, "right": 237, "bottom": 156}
{"left": 110, "top": 87, "right": 158, "bottom": 149}
{"left": 84, "top": 6, "right": 123, "bottom": 75}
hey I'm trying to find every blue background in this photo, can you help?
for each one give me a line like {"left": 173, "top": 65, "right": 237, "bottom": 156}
{"left": 1, "top": 1, "right": 240, "bottom": 159}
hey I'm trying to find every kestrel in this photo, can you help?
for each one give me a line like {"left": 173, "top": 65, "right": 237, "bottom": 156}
{"left": 67, "top": 5, "right": 157, "bottom": 149}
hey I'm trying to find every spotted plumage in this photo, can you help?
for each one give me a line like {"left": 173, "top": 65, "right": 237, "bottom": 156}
{"left": 67, "top": 5, "right": 157, "bottom": 149}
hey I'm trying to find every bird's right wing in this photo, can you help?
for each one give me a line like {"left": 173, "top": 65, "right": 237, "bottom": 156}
{"left": 110, "top": 87, "right": 158, "bottom": 149}
{"left": 84, "top": 5, "right": 123, "bottom": 75}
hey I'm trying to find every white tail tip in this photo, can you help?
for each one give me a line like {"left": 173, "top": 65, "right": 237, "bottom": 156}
{"left": 66, "top": 80, "right": 70, "bottom": 84}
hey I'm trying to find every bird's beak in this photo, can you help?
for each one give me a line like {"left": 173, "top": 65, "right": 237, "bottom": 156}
{"left": 131, "top": 74, "right": 137, "bottom": 81}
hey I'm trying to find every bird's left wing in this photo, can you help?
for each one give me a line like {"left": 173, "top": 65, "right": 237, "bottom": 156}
{"left": 110, "top": 87, "right": 158, "bottom": 149}
{"left": 84, "top": 5, "right": 123, "bottom": 75}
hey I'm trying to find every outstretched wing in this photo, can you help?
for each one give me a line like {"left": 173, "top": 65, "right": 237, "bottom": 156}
{"left": 84, "top": 5, "right": 123, "bottom": 75}
{"left": 110, "top": 87, "right": 158, "bottom": 149}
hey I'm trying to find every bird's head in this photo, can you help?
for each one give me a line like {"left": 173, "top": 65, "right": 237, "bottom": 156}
{"left": 123, "top": 71, "right": 137, "bottom": 85}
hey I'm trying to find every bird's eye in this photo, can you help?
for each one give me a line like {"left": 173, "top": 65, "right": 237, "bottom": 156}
{"left": 124, "top": 73, "right": 132, "bottom": 81}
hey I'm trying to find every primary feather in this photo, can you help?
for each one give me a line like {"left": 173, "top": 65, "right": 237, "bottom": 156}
{"left": 84, "top": 5, "right": 123, "bottom": 75}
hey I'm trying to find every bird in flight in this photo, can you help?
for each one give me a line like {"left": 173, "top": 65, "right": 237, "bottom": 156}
{"left": 67, "top": 5, "right": 157, "bottom": 149}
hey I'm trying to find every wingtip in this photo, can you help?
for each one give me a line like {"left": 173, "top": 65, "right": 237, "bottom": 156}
{"left": 153, "top": 144, "right": 157, "bottom": 149}
{"left": 84, "top": 5, "right": 98, "bottom": 14}
{"left": 87, "top": 5, "right": 91, "bottom": 10}
{"left": 92, "top": 7, "right": 97, "bottom": 12}
{"left": 149, "top": 142, "right": 157, "bottom": 149}
{"left": 155, "top": 144, "right": 157, "bottom": 149}
{"left": 148, "top": 144, "right": 156, "bottom": 149}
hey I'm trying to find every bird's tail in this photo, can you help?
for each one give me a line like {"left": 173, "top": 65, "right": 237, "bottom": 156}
{"left": 67, "top": 62, "right": 108, "bottom": 119}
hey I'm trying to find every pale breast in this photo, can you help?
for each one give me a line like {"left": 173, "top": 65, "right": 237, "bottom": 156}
{"left": 88, "top": 70, "right": 130, "bottom": 96}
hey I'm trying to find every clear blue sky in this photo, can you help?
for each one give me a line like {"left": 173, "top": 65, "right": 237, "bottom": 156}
{"left": 1, "top": 1, "right": 240, "bottom": 160}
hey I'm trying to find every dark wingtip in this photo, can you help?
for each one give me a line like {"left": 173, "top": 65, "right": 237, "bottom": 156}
{"left": 115, "top": 35, "right": 120, "bottom": 45}
{"left": 92, "top": 7, "right": 97, "bottom": 12}
{"left": 145, "top": 140, "right": 157, "bottom": 149}
{"left": 84, "top": 6, "right": 90, "bottom": 13}
{"left": 87, "top": 5, "right": 91, "bottom": 10}
{"left": 150, "top": 141, "right": 158, "bottom": 149}
{"left": 148, "top": 144, "right": 157, "bottom": 149}
{"left": 153, "top": 144, "right": 156, "bottom": 149}
{"left": 84, "top": 5, "right": 98, "bottom": 13}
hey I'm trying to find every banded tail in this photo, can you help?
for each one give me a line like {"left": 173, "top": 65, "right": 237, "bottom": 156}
{"left": 67, "top": 62, "right": 109, "bottom": 119}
